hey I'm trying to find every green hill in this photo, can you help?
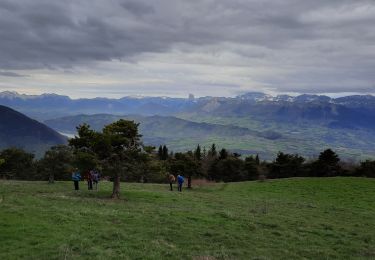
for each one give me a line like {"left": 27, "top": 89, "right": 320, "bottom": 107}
{"left": 44, "top": 113, "right": 375, "bottom": 161}
{"left": 44, "top": 114, "right": 281, "bottom": 154}
{"left": 0, "top": 105, "right": 67, "bottom": 156}
{"left": 0, "top": 178, "right": 374, "bottom": 259}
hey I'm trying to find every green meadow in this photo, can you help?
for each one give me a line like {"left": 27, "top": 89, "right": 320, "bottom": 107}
{"left": 0, "top": 178, "right": 374, "bottom": 259}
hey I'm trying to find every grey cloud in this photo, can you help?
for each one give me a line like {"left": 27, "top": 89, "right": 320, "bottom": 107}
{"left": 0, "top": 71, "right": 27, "bottom": 77}
{"left": 120, "top": 1, "right": 155, "bottom": 15}
{"left": 0, "top": 0, "right": 374, "bottom": 94}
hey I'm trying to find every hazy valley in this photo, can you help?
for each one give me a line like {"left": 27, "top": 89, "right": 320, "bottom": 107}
{"left": 0, "top": 91, "right": 374, "bottom": 160}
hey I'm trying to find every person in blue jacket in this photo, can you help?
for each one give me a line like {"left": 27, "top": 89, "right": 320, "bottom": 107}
{"left": 177, "top": 174, "right": 184, "bottom": 192}
{"left": 72, "top": 168, "right": 81, "bottom": 190}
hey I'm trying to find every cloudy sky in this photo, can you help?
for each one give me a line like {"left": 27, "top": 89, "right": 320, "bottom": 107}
{"left": 0, "top": 0, "right": 374, "bottom": 98}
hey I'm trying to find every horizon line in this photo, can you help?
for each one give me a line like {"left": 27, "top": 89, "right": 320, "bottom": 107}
{"left": 0, "top": 89, "right": 374, "bottom": 100}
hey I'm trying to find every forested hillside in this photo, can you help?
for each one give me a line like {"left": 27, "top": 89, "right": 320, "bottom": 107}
{"left": 0, "top": 105, "right": 66, "bottom": 156}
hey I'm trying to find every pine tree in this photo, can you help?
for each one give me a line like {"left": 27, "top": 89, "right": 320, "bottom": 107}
{"left": 194, "top": 144, "right": 202, "bottom": 161}
{"left": 315, "top": 149, "right": 341, "bottom": 177}
{"left": 158, "top": 145, "right": 163, "bottom": 160}
{"left": 202, "top": 146, "right": 207, "bottom": 158}
{"left": 162, "top": 145, "right": 168, "bottom": 160}
{"left": 219, "top": 148, "right": 228, "bottom": 160}
{"left": 209, "top": 143, "right": 217, "bottom": 157}
{"left": 69, "top": 119, "right": 142, "bottom": 199}
{"left": 255, "top": 154, "right": 260, "bottom": 165}
{"left": 318, "top": 149, "right": 340, "bottom": 165}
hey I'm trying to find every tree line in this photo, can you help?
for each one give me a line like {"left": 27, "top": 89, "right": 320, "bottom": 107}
{"left": 0, "top": 119, "right": 374, "bottom": 197}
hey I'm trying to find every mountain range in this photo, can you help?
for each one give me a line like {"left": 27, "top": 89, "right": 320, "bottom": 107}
{"left": 1, "top": 91, "right": 374, "bottom": 130}
{"left": 0, "top": 91, "right": 374, "bottom": 160}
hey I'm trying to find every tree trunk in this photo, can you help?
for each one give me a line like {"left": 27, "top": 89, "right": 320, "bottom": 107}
{"left": 48, "top": 173, "right": 54, "bottom": 184}
{"left": 187, "top": 175, "right": 192, "bottom": 189}
{"left": 111, "top": 175, "right": 121, "bottom": 199}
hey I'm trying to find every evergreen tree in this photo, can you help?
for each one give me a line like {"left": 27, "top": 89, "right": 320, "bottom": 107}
{"left": 219, "top": 148, "right": 228, "bottom": 160}
{"left": 170, "top": 152, "right": 201, "bottom": 189}
{"left": 269, "top": 152, "right": 305, "bottom": 178}
{"left": 244, "top": 156, "right": 259, "bottom": 180}
{"left": 194, "top": 144, "right": 202, "bottom": 161}
{"left": 255, "top": 154, "right": 260, "bottom": 165}
{"left": 162, "top": 145, "right": 168, "bottom": 160}
{"left": 318, "top": 149, "right": 340, "bottom": 165}
{"left": 356, "top": 160, "right": 375, "bottom": 178}
{"left": 314, "top": 149, "right": 341, "bottom": 177}
{"left": 40, "top": 145, "right": 73, "bottom": 183}
{"left": 158, "top": 145, "right": 163, "bottom": 160}
{"left": 69, "top": 120, "right": 142, "bottom": 199}
{"left": 209, "top": 143, "right": 217, "bottom": 157}
{"left": 208, "top": 156, "right": 245, "bottom": 182}
{"left": 0, "top": 148, "right": 35, "bottom": 180}
{"left": 202, "top": 146, "right": 207, "bottom": 158}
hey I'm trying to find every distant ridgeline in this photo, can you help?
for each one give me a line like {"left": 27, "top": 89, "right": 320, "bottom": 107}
{"left": 0, "top": 105, "right": 67, "bottom": 157}
{"left": 0, "top": 91, "right": 374, "bottom": 130}
{"left": 0, "top": 91, "right": 375, "bottom": 160}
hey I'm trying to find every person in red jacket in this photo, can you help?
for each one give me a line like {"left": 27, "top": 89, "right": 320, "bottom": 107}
{"left": 86, "top": 170, "right": 93, "bottom": 190}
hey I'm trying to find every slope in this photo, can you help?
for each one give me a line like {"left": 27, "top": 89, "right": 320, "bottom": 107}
{"left": 0, "top": 105, "right": 67, "bottom": 156}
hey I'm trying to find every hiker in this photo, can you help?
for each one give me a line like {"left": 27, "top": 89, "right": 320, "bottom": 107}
{"left": 92, "top": 169, "right": 100, "bottom": 190}
{"left": 168, "top": 173, "right": 175, "bottom": 191}
{"left": 86, "top": 170, "right": 93, "bottom": 190}
{"left": 177, "top": 174, "right": 184, "bottom": 192}
{"left": 72, "top": 168, "right": 81, "bottom": 190}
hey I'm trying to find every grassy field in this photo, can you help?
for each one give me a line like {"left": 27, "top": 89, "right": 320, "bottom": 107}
{"left": 0, "top": 178, "right": 374, "bottom": 259}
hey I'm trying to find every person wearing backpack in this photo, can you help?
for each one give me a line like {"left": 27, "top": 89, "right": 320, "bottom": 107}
{"left": 177, "top": 174, "right": 184, "bottom": 192}
{"left": 72, "top": 168, "right": 81, "bottom": 190}
{"left": 92, "top": 169, "right": 100, "bottom": 190}
{"left": 86, "top": 170, "right": 94, "bottom": 190}
{"left": 168, "top": 173, "right": 175, "bottom": 191}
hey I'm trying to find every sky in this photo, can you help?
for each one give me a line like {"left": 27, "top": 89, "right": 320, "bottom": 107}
{"left": 0, "top": 0, "right": 374, "bottom": 98}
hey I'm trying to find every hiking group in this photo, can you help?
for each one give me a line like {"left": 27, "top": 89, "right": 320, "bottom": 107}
{"left": 71, "top": 168, "right": 100, "bottom": 191}
{"left": 72, "top": 169, "right": 185, "bottom": 192}
{"left": 168, "top": 173, "right": 185, "bottom": 192}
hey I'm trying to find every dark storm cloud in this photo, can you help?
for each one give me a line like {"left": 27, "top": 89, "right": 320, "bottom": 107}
{"left": 0, "top": 0, "right": 374, "bottom": 94}
{"left": 0, "top": 71, "right": 27, "bottom": 77}
{"left": 120, "top": 1, "right": 155, "bottom": 15}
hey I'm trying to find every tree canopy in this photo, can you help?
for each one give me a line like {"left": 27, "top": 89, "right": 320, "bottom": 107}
{"left": 69, "top": 119, "right": 143, "bottom": 198}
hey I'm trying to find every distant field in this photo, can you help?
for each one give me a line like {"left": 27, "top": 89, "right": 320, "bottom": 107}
{"left": 0, "top": 178, "right": 374, "bottom": 259}
{"left": 177, "top": 115, "right": 375, "bottom": 161}
{"left": 43, "top": 113, "right": 375, "bottom": 161}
